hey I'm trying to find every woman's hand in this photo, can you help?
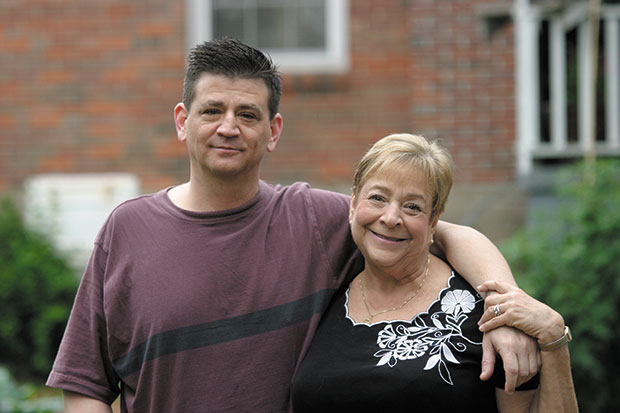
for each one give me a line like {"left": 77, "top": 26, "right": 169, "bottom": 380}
{"left": 477, "top": 280, "right": 565, "bottom": 346}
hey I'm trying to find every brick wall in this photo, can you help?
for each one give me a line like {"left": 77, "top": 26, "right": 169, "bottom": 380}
{"left": 0, "top": 0, "right": 186, "bottom": 194}
{"left": 267, "top": 0, "right": 517, "bottom": 189}
{"left": 408, "top": 0, "right": 516, "bottom": 183}
{"left": 268, "top": 0, "right": 416, "bottom": 190}
{"left": 1, "top": 0, "right": 518, "bottom": 196}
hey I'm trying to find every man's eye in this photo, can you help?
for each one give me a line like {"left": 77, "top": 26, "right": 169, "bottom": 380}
{"left": 239, "top": 112, "right": 258, "bottom": 120}
{"left": 203, "top": 108, "right": 220, "bottom": 115}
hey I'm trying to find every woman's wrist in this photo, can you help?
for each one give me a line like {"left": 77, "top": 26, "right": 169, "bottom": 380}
{"left": 537, "top": 313, "right": 566, "bottom": 346}
{"left": 538, "top": 327, "right": 566, "bottom": 346}
{"left": 539, "top": 326, "right": 572, "bottom": 351}
{"left": 537, "top": 311, "right": 571, "bottom": 351}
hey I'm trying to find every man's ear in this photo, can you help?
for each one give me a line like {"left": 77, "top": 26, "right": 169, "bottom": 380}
{"left": 174, "top": 103, "right": 188, "bottom": 142}
{"left": 266, "top": 113, "right": 283, "bottom": 152}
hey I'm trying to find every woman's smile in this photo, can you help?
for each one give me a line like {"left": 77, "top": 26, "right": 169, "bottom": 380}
{"left": 349, "top": 170, "right": 436, "bottom": 276}
{"left": 369, "top": 229, "right": 409, "bottom": 243}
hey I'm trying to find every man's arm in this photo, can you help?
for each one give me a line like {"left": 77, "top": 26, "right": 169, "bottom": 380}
{"left": 433, "top": 221, "right": 515, "bottom": 287}
{"left": 479, "top": 281, "right": 579, "bottom": 412}
{"left": 63, "top": 391, "right": 112, "bottom": 413}
{"left": 433, "top": 220, "right": 540, "bottom": 393}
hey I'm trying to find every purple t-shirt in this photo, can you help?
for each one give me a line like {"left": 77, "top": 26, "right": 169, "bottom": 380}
{"left": 47, "top": 181, "right": 362, "bottom": 412}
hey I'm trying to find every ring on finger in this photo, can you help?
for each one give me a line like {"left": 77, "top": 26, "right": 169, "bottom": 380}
{"left": 493, "top": 304, "right": 502, "bottom": 317}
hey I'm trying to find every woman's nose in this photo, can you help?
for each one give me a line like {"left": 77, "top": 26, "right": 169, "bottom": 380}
{"left": 380, "top": 203, "right": 402, "bottom": 227}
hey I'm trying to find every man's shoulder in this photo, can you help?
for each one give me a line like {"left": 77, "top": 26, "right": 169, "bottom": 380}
{"left": 93, "top": 189, "right": 171, "bottom": 241}
{"left": 268, "top": 181, "right": 349, "bottom": 204}
{"left": 263, "top": 182, "right": 350, "bottom": 230}
{"left": 109, "top": 189, "right": 166, "bottom": 218}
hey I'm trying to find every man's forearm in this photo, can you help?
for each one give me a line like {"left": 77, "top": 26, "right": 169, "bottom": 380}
{"left": 532, "top": 346, "right": 579, "bottom": 412}
{"left": 63, "top": 391, "right": 112, "bottom": 413}
{"left": 433, "top": 221, "right": 517, "bottom": 288}
{"left": 434, "top": 222, "right": 539, "bottom": 392}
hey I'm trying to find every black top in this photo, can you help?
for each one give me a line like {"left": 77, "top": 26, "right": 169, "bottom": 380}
{"left": 292, "top": 272, "right": 537, "bottom": 412}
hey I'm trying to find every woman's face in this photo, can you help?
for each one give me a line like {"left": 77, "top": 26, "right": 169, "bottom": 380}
{"left": 350, "top": 167, "right": 438, "bottom": 277}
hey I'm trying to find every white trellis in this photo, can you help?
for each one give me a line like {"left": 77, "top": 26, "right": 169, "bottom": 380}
{"left": 514, "top": 0, "right": 620, "bottom": 176}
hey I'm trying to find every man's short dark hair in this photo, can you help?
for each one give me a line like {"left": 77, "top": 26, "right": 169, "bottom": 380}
{"left": 183, "top": 37, "right": 282, "bottom": 119}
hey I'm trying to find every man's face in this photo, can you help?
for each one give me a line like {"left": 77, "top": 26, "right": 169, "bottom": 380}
{"left": 174, "top": 74, "right": 283, "bottom": 181}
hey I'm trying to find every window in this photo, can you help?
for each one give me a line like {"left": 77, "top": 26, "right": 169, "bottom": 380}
{"left": 513, "top": 1, "right": 620, "bottom": 175}
{"left": 24, "top": 173, "right": 140, "bottom": 268}
{"left": 186, "top": 0, "right": 349, "bottom": 74}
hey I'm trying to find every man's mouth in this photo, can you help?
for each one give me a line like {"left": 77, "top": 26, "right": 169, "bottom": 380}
{"left": 211, "top": 145, "right": 243, "bottom": 152}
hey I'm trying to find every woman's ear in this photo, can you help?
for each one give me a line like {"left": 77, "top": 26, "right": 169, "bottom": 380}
{"left": 349, "top": 194, "right": 356, "bottom": 225}
{"left": 430, "top": 214, "right": 441, "bottom": 240}
{"left": 432, "top": 214, "right": 440, "bottom": 229}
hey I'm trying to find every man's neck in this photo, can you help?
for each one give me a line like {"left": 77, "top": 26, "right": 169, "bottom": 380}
{"left": 168, "top": 176, "right": 260, "bottom": 213}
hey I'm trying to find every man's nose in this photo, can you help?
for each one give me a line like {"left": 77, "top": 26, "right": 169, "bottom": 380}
{"left": 217, "top": 112, "right": 240, "bottom": 137}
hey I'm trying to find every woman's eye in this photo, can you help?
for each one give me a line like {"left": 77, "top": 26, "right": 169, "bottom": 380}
{"left": 405, "top": 203, "right": 421, "bottom": 212}
{"left": 369, "top": 194, "right": 385, "bottom": 202}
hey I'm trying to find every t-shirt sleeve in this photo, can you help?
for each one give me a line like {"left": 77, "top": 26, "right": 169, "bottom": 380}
{"left": 46, "top": 238, "right": 120, "bottom": 404}
{"left": 304, "top": 187, "right": 362, "bottom": 284}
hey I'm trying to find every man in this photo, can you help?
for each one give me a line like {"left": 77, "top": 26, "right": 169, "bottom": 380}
{"left": 48, "top": 38, "right": 537, "bottom": 412}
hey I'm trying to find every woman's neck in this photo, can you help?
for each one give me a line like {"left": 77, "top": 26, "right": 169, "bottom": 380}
{"left": 359, "top": 254, "right": 431, "bottom": 308}
{"left": 363, "top": 253, "right": 430, "bottom": 291}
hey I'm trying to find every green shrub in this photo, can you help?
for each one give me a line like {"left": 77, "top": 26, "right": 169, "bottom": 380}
{"left": 501, "top": 160, "right": 620, "bottom": 412}
{"left": 0, "top": 197, "right": 78, "bottom": 382}
{"left": 0, "top": 365, "right": 62, "bottom": 413}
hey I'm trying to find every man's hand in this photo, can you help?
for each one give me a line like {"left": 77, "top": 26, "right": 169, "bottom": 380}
{"left": 479, "top": 326, "right": 541, "bottom": 394}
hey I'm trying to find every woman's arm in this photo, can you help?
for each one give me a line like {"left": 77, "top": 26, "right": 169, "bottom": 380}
{"left": 433, "top": 221, "right": 540, "bottom": 393}
{"left": 478, "top": 281, "right": 579, "bottom": 413}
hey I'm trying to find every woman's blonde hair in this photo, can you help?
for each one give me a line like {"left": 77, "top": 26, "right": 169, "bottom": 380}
{"left": 352, "top": 133, "right": 454, "bottom": 219}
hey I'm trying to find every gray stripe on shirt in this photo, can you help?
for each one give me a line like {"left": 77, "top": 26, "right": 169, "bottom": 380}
{"left": 113, "top": 288, "right": 334, "bottom": 377}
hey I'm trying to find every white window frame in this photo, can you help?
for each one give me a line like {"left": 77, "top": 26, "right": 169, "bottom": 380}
{"left": 513, "top": 0, "right": 620, "bottom": 177}
{"left": 24, "top": 173, "right": 140, "bottom": 268}
{"left": 185, "top": 0, "right": 349, "bottom": 74}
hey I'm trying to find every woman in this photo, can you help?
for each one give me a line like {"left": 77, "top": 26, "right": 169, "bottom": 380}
{"left": 291, "top": 133, "right": 577, "bottom": 412}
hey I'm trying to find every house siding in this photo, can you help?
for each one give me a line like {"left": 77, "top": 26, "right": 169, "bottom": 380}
{"left": 1, "top": 0, "right": 525, "bottom": 240}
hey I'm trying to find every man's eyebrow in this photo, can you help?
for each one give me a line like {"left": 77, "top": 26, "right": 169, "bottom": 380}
{"left": 238, "top": 103, "right": 263, "bottom": 112}
{"left": 198, "top": 101, "right": 263, "bottom": 113}
{"left": 194, "top": 100, "right": 223, "bottom": 112}
{"left": 202, "top": 100, "right": 224, "bottom": 108}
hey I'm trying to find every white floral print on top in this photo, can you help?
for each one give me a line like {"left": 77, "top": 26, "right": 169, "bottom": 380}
{"left": 373, "top": 289, "right": 482, "bottom": 385}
